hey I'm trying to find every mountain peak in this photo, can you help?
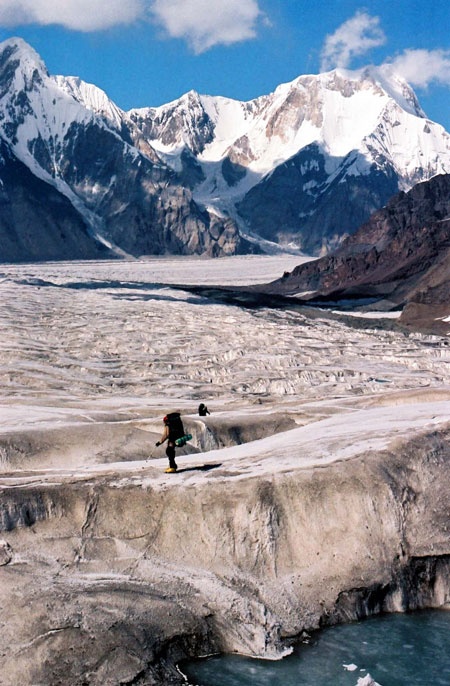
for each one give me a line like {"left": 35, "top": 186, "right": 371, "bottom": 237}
{"left": 181, "top": 89, "right": 202, "bottom": 103}
{"left": 0, "top": 37, "right": 49, "bottom": 79}
{"left": 279, "top": 66, "right": 425, "bottom": 119}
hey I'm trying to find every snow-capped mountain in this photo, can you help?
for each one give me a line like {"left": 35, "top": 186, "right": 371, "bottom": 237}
{"left": 1, "top": 36, "right": 450, "bottom": 261}
{"left": 129, "top": 67, "right": 450, "bottom": 254}
{"left": 0, "top": 38, "right": 248, "bottom": 260}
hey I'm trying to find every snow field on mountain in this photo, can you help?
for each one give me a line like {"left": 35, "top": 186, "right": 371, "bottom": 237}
{"left": 194, "top": 76, "right": 392, "bottom": 187}
{"left": 319, "top": 87, "right": 386, "bottom": 158}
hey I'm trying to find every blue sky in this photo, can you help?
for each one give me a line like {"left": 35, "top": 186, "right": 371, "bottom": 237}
{"left": 0, "top": 0, "right": 449, "bottom": 130}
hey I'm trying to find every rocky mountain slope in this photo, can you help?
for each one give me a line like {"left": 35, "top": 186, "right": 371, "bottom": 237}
{"left": 265, "top": 173, "right": 450, "bottom": 333}
{"left": 132, "top": 68, "right": 450, "bottom": 254}
{"left": 0, "top": 38, "right": 249, "bottom": 261}
{"left": 0, "top": 139, "right": 111, "bottom": 261}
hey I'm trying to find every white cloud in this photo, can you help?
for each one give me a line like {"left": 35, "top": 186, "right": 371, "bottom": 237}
{"left": 387, "top": 49, "right": 450, "bottom": 89}
{"left": 150, "top": 0, "right": 263, "bottom": 53}
{"left": 320, "top": 11, "right": 386, "bottom": 71}
{"left": 0, "top": 0, "right": 264, "bottom": 49}
{"left": 0, "top": 0, "right": 144, "bottom": 32}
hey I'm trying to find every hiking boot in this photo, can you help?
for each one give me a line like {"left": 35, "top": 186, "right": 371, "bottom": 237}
{"left": 165, "top": 467, "right": 177, "bottom": 473}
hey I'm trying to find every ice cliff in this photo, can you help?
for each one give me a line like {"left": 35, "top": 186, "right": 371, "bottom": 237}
{"left": 0, "top": 399, "right": 449, "bottom": 685}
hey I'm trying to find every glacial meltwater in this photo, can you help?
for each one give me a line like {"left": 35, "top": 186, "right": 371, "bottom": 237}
{"left": 181, "top": 610, "right": 450, "bottom": 686}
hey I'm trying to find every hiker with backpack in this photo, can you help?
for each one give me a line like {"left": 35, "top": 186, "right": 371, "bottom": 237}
{"left": 156, "top": 412, "right": 186, "bottom": 473}
{"left": 198, "top": 403, "right": 210, "bottom": 417}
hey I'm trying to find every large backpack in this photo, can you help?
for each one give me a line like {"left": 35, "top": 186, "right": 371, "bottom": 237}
{"left": 166, "top": 412, "right": 185, "bottom": 440}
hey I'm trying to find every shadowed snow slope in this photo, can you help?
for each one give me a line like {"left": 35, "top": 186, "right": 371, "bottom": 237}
{"left": 0, "top": 256, "right": 449, "bottom": 685}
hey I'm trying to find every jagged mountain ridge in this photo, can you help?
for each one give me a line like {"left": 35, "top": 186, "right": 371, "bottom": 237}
{"left": 265, "top": 173, "right": 450, "bottom": 333}
{"left": 1, "top": 37, "right": 450, "bottom": 261}
{"left": 129, "top": 67, "right": 450, "bottom": 254}
{"left": 0, "top": 38, "right": 249, "bottom": 261}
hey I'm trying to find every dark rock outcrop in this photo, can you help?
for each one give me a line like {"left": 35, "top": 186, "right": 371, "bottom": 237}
{"left": 267, "top": 174, "right": 450, "bottom": 332}
{"left": 0, "top": 539, "right": 12, "bottom": 565}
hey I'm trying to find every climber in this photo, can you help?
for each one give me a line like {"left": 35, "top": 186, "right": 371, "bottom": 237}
{"left": 156, "top": 412, "right": 185, "bottom": 473}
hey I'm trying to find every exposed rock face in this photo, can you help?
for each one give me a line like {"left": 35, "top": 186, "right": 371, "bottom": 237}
{"left": 128, "top": 90, "right": 217, "bottom": 156}
{"left": 398, "top": 244, "right": 450, "bottom": 334}
{"left": 266, "top": 174, "right": 450, "bottom": 333}
{"left": 0, "top": 539, "right": 12, "bottom": 565}
{"left": 0, "top": 140, "right": 111, "bottom": 262}
{"left": 57, "top": 121, "right": 243, "bottom": 257}
{"left": 0, "top": 413, "right": 449, "bottom": 685}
